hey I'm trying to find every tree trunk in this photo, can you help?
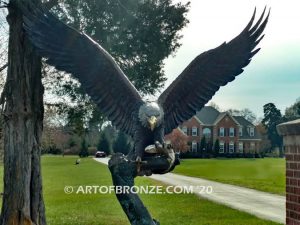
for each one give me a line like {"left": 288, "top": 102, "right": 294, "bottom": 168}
{"left": 108, "top": 154, "right": 160, "bottom": 225}
{"left": 108, "top": 150, "right": 178, "bottom": 225}
{"left": 0, "top": 1, "right": 46, "bottom": 225}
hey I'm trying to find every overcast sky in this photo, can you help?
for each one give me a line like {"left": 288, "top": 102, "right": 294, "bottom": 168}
{"left": 162, "top": 0, "right": 300, "bottom": 118}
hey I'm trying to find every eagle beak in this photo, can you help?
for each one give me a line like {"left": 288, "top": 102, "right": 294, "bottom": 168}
{"left": 148, "top": 116, "right": 157, "bottom": 131}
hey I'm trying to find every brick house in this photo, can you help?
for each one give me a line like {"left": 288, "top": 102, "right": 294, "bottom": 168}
{"left": 174, "top": 106, "right": 261, "bottom": 155}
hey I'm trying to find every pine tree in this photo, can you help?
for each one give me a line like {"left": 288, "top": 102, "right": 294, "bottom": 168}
{"left": 113, "top": 132, "right": 131, "bottom": 155}
{"left": 200, "top": 136, "right": 207, "bottom": 151}
{"left": 79, "top": 138, "right": 89, "bottom": 157}
{"left": 262, "top": 103, "right": 283, "bottom": 155}
{"left": 214, "top": 139, "right": 220, "bottom": 156}
{"left": 97, "top": 133, "right": 111, "bottom": 155}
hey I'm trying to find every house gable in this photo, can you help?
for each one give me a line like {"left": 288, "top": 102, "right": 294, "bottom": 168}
{"left": 214, "top": 113, "right": 240, "bottom": 126}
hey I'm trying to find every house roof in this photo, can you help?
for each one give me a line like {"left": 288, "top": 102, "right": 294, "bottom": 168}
{"left": 192, "top": 106, "right": 261, "bottom": 140}
{"left": 195, "top": 106, "right": 220, "bottom": 125}
{"left": 233, "top": 116, "right": 253, "bottom": 127}
{"left": 213, "top": 112, "right": 240, "bottom": 126}
{"left": 233, "top": 116, "right": 261, "bottom": 140}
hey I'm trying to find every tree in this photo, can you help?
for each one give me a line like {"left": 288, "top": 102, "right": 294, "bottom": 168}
{"left": 113, "top": 131, "right": 132, "bottom": 155}
{"left": 42, "top": 105, "right": 72, "bottom": 154}
{"left": 0, "top": 7, "right": 8, "bottom": 81}
{"left": 227, "top": 108, "right": 257, "bottom": 124}
{"left": 284, "top": 98, "right": 300, "bottom": 121}
{"left": 97, "top": 132, "right": 111, "bottom": 155}
{"left": 262, "top": 103, "right": 283, "bottom": 155}
{"left": 208, "top": 102, "right": 221, "bottom": 111}
{"left": 0, "top": 0, "right": 46, "bottom": 224}
{"left": 41, "top": 0, "right": 190, "bottom": 128}
{"left": 164, "top": 128, "right": 189, "bottom": 153}
{"left": 79, "top": 138, "right": 89, "bottom": 157}
{"left": 0, "top": 1, "right": 189, "bottom": 224}
{"left": 53, "top": 0, "right": 189, "bottom": 95}
{"left": 206, "top": 139, "right": 213, "bottom": 155}
{"left": 200, "top": 136, "right": 206, "bottom": 152}
{"left": 214, "top": 139, "right": 220, "bottom": 156}
{"left": 256, "top": 123, "right": 271, "bottom": 154}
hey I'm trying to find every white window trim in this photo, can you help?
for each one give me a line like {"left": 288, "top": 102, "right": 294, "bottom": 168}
{"left": 182, "top": 126, "right": 187, "bottom": 135}
{"left": 219, "top": 127, "right": 225, "bottom": 137}
{"left": 192, "top": 127, "right": 198, "bottom": 136}
{"left": 250, "top": 127, "right": 255, "bottom": 137}
{"left": 229, "top": 141, "right": 234, "bottom": 153}
{"left": 192, "top": 141, "right": 197, "bottom": 152}
{"left": 239, "top": 126, "right": 243, "bottom": 136}
{"left": 219, "top": 141, "right": 225, "bottom": 153}
{"left": 229, "top": 127, "right": 235, "bottom": 137}
{"left": 239, "top": 142, "right": 243, "bottom": 152}
{"left": 203, "top": 128, "right": 211, "bottom": 138}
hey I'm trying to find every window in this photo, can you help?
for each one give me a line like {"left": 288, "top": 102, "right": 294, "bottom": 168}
{"left": 182, "top": 126, "right": 187, "bottom": 135}
{"left": 229, "top": 127, "right": 235, "bottom": 137}
{"left": 239, "top": 142, "right": 243, "bottom": 153}
{"left": 250, "top": 142, "right": 255, "bottom": 149}
{"left": 203, "top": 128, "right": 212, "bottom": 139}
{"left": 192, "top": 127, "right": 198, "bottom": 136}
{"left": 191, "top": 141, "right": 197, "bottom": 152}
{"left": 219, "top": 127, "right": 225, "bottom": 137}
{"left": 239, "top": 126, "right": 243, "bottom": 136}
{"left": 250, "top": 127, "right": 255, "bottom": 137}
{"left": 219, "top": 141, "right": 225, "bottom": 153}
{"left": 229, "top": 141, "right": 234, "bottom": 153}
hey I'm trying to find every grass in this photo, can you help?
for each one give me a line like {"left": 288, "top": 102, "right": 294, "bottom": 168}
{"left": 0, "top": 156, "right": 280, "bottom": 224}
{"left": 173, "top": 158, "right": 285, "bottom": 195}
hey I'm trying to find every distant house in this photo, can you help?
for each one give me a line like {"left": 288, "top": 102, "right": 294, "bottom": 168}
{"left": 170, "top": 106, "right": 261, "bottom": 156}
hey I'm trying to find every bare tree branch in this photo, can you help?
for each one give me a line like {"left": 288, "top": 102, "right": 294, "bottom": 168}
{"left": 43, "top": 0, "right": 59, "bottom": 10}
{"left": 0, "top": 62, "right": 7, "bottom": 72}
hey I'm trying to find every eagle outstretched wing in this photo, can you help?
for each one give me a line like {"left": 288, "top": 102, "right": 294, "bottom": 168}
{"left": 22, "top": 6, "right": 143, "bottom": 136}
{"left": 158, "top": 8, "right": 270, "bottom": 135}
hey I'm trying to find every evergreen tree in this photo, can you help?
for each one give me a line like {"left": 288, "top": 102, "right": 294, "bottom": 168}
{"left": 45, "top": 0, "right": 190, "bottom": 126}
{"left": 262, "top": 103, "right": 283, "bottom": 155}
{"left": 284, "top": 98, "right": 300, "bottom": 121}
{"left": 214, "top": 139, "right": 220, "bottom": 156}
{"left": 97, "top": 132, "right": 111, "bottom": 155}
{"left": 200, "top": 136, "right": 207, "bottom": 151}
{"left": 79, "top": 138, "right": 89, "bottom": 157}
{"left": 113, "top": 131, "right": 132, "bottom": 155}
{"left": 52, "top": 0, "right": 190, "bottom": 95}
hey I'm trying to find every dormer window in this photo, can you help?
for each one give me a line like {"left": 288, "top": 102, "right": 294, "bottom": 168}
{"left": 239, "top": 126, "right": 243, "bottom": 136}
{"left": 250, "top": 127, "right": 255, "bottom": 137}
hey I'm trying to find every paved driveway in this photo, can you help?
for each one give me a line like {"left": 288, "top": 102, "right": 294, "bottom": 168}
{"left": 94, "top": 157, "right": 285, "bottom": 224}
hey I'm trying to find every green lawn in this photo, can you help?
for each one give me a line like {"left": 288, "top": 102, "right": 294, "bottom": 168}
{"left": 0, "top": 156, "right": 280, "bottom": 224}
{"left": 173, "top": 158, "right": 285, "bottom": 195}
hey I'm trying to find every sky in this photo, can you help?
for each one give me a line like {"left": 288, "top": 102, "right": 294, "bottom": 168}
{"left": 162, "top": 0, "right": 300, "bottom": 118}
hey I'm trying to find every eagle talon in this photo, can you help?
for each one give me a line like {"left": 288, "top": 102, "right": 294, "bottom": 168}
{"left": 136, "top": 156, "right": 142, "bottom": 163}
{"left": 136, "top": 156, "right": 142, "bottom": 173}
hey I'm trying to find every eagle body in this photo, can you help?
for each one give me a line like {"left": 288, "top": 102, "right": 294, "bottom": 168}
{"left": 22, "top": 5, "right": 269, "bottom": 162}
{"left": 133, "top": 121, "right": 164, "bottom": 160}
{"left": 129, "top": 101, "right": 165, "bottom": 160}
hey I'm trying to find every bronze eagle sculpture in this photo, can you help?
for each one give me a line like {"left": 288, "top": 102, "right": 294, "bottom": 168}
{"left": 22, "top": 6, "right": 269, "bottom": 172}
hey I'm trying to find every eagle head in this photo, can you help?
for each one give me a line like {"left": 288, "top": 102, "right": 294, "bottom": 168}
{"left": 138, "top": 102, "right": 164, "bottom": 131}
